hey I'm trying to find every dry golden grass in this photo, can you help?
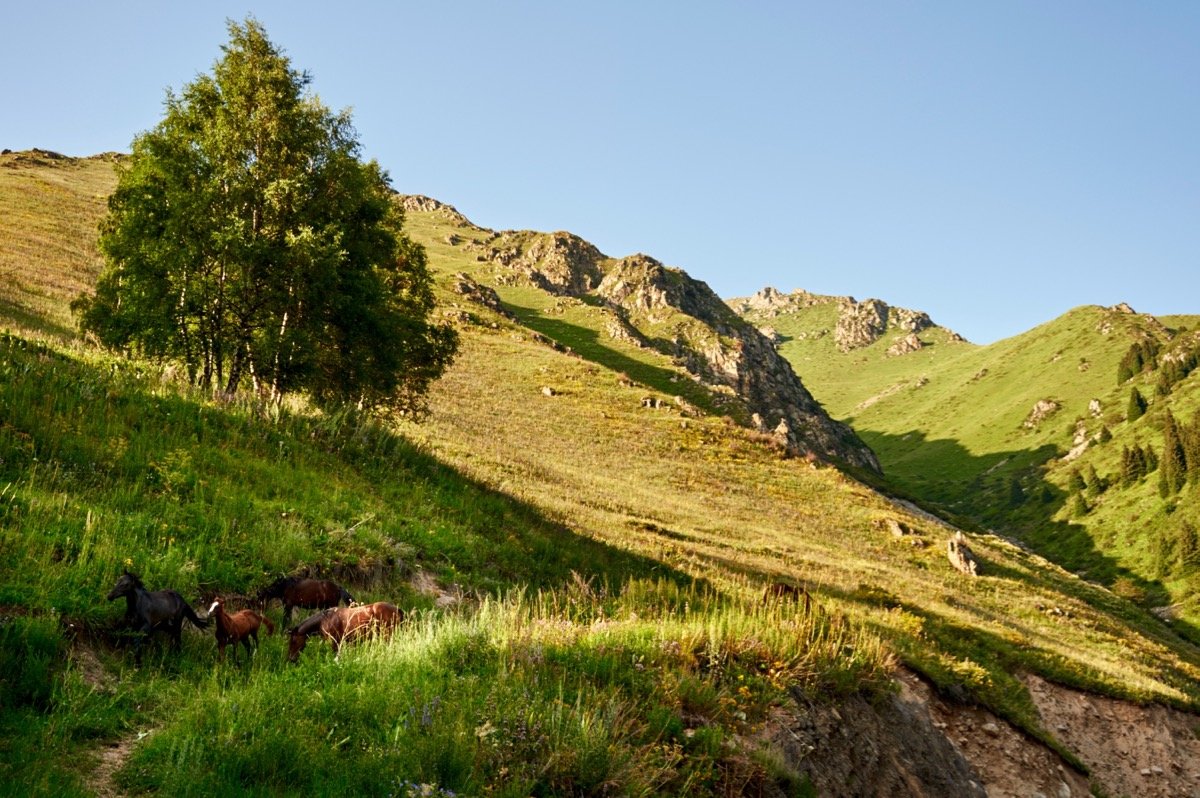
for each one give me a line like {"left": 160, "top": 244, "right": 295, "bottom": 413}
{"left": 0, "top": 150, "right": 117, "bottom": 340}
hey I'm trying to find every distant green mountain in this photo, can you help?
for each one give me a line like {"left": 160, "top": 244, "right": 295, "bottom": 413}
{"left": 6, "top": 151, "right": 1200, "bottom": 795}
{"left": 734, "top": 286, "right": 1200, "bottom": 629}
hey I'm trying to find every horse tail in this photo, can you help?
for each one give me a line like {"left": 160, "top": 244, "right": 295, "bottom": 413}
{"left": 183, "top": 603, "right": 208, "bottom": 629}
{"left": 260, "top": 614, "right": 275, "bottom": 636}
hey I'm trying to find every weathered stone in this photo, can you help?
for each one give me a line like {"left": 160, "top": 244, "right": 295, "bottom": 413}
{"left": 1024, "top": 399, "right": 1062, "bottom": 429}
{"left": 887, "top": 333, "right": 925, "bottom": 357}
{"left": 836, "top": 297, "right": 890, "bottom": 351}
{"left": 947, "top": 531, "right": 979, "bottom": 576}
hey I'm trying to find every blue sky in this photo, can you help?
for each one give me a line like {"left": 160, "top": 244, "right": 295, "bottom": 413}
{"left": 5, "top": 2, "right": 1198, "bottom": 344}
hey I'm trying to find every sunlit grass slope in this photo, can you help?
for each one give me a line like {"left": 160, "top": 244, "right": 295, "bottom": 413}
{"left": 0, "top": 150, "right": 116, "bottom": 341}
{"left": 751, "top": 293, "right": 1200, "bottom": 629}
{"left": 398, "top": 204, "right": 1200, "bottom": 722}
{"left": 4, "top": 154, "right": 1200, "bottom": 794}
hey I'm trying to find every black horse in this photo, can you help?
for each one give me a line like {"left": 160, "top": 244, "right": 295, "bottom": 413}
{"left": 257, "top": 576, "right": 355, "bottom": 624}
{"left": 106, "top": 570, "right": 207, "bottom": 662}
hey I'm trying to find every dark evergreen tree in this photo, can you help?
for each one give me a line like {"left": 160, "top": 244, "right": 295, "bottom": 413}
{"left": 1098, "top": 425, "right": 1113, "bottom": 443}
{"left": 1160, "top": 412, "right": 1187, "bottom": 496}
{"left": 1068, "top": 469, "right": 1087, "bottom": 493}
{"left": 1127, "top": 387, "right": 1147, "bottom": 422}
{"left": 1178, "top": 521, "right": 1199, "bottom": 569}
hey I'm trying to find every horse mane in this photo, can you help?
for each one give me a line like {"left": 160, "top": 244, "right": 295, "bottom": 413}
{"left": 289, "top": 608, "right": 333, "bottom": 637}
{"left": 122, "top": 570, "right": 146, "bottom": 589}
{"left": 260, "top": 575, "right": 301, "bottom": 598}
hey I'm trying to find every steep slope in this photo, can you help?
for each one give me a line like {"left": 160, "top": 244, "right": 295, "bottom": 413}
{"left": 736, "top": 286, "right": 1200, "bottom": 630}
{"left": 405, "top": 198, "right": 880, "bottom": 473}
{"left": 0, "top": 149, "right": 116, "bottom": 339}
{"left": 6, "top": 152, "right": 1200, "bottom": 795}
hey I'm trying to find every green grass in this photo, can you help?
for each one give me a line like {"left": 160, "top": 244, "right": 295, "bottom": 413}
{"left": 5, "top": 154, "right": 1200, "bottom": 794}
{"left": 750, "top": 292, "right": 1200, "bottom": 627}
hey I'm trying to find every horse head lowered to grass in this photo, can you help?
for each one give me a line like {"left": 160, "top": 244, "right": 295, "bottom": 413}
{"left": 287, "top": 602, "right": 403, "bottom": 663}
{"left": 257, "top": 576, "right": 355, "bottom": 624}
{"left": 106, "top": 570, "right": 208, "bottom": 662}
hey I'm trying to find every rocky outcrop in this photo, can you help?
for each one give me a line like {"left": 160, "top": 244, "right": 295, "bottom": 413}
{"left": 480, "top": 241, "right": 879, "bottom": 470}
{"left": 732, "top": 287, "right": 956, "bottom": 349}
{"left": 730, "top": 286, "right": 830, "bottom": 318}
{"left": 480, "top": 231, "right": 606, "bottom": 297}
{"left": 887, "top": 333, "right": 925, "bottom": 357}
{"left": 835, "top": 298, "right": 889, "bottom": 351}
{"left": 1024, "top": 399, "right": 1061, "bottom": 429}
{"left": 399, "top": 195, "right": 474, "bottom": 227}
{"left": 835, "top": 298, "right": 936, "bottom": 352}
{"left": 595, "top": 257, "right": 879, "bottom": 471}
{"left": 450, "top": 273, "right": 512, "bottom": 319}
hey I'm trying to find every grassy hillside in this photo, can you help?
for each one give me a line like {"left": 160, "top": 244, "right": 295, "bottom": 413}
{"left": 0, "top": 150, "right": 115, "bottom": 341}
{"left": 742, "top": 289, "right": 1200, "bottom": 632}
{"left": 4, "top": 153, "right": 1200, "bottom": 794}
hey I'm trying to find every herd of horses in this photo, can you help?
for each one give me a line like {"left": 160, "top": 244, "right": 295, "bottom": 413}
{"left": 106, "top": 570, "right": 403, "bottom": 664}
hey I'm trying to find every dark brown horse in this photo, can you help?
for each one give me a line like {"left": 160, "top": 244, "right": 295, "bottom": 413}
{"left": 207, "top": 598, "right": 274, "bottom": 663}
{"left": 257, "top": 576, "right": 355, "bottom": 624}
{"left": 287, "top": 602, "right": 403, "bottom": 663}
{"left": 106, "top": 570, "right": 208, "bottom": 662}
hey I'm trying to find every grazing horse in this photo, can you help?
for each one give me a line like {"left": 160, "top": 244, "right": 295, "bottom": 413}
{"left": 207, "top": 598, "right": 274, "bottom": 663}
{"left": 287, "top": 602, "right": 403, "bottom": 663}
{"left": 106, "top": 570, "right": 208, "bottom": 662}
{"left": 257, "top": 576, "right": 355, "bottom": 624}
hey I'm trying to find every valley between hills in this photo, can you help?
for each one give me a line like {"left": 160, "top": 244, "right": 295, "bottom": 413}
{"left": 3, "top": 149, "right": 1200, "bottom": 796}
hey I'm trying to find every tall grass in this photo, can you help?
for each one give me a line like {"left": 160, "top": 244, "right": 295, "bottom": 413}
{"left": 116, "top": 582, "right": 890, "bottom": 796}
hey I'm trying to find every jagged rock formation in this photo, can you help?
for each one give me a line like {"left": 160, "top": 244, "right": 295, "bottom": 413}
{"left": 835, "top": 298, "right": 890, "bottom": 351}
{"left": 836, "top": 297, "right": 935, "bottom": 352}
{"left": 887, "top": 333, "right": 925, "bottom": 357}
{"left": 732, "top": 287, "right": 952, "bottom": 351}
{"left": 476, "top": 241, "right": 880, "bottom": 471}
{"left": 400, "top": 195, "right": 474, "bottom": 228}
{"left": 730, "top": 286, "right": 827, "bottom": 317}
{"left": 450, "top": 273, "right": 512, "bottom": 320}
{"left": 1023, "top": 399, "right": 1061, "bottom": 429}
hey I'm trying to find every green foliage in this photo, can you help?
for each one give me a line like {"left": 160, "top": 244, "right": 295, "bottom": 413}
{"left": 1160, "top": 412, "right": 1187, "bottom": 497}
{"left": 1117, "top": 339, "right": 1159, "bottom": 385}
{"left": 1127, "top": 387, "right": 1148, "bottom": 422}
{"left": 0, "top": 615, "right": 65, "bottom": 711}
{"left": 73, "top": 18, "right": 456, "bottom": 415}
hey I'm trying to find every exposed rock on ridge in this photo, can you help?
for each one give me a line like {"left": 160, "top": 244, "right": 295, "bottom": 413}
{"left": 731, "top": 286, "right": 956, "bottom": 349}
{"left": 480, "top": 241, "right": 880, "bottom": 471}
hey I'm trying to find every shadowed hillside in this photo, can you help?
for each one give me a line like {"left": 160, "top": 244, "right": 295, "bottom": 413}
{"left": 5, "top": 152, "right": 1200, "bottom": 795}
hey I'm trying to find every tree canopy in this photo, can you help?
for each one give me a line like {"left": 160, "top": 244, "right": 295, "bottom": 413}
{"left": 74, "top": 18, "right": 456, "bottom": 416}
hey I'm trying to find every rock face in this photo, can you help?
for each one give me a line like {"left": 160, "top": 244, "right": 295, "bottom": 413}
{"left": 835, "top": 297, "right": 935, "bottom": 352}
{"left": 768, "top": 676, "right": 988, "bottom": 797}
{"left": 887, "top": 333, "right": 925, "bottom": 357}
{"left": 482, "top": 243, "right": 880, "bottom": 471}
{"left": 835, "top": 298, "right": 890, "bottom": 351}
{"left": 594, "top": 256, "right": 879, "bottom": 471}
{"left": 731, "top": 287, "right": 956, "bottom": 350}
{"left": 1024, "top": 399, "right": 1061, "bottom": 429}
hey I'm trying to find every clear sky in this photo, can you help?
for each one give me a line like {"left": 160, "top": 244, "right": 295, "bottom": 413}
{"left": 4, "top": 2, "right": 1198, "bottom": 344}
